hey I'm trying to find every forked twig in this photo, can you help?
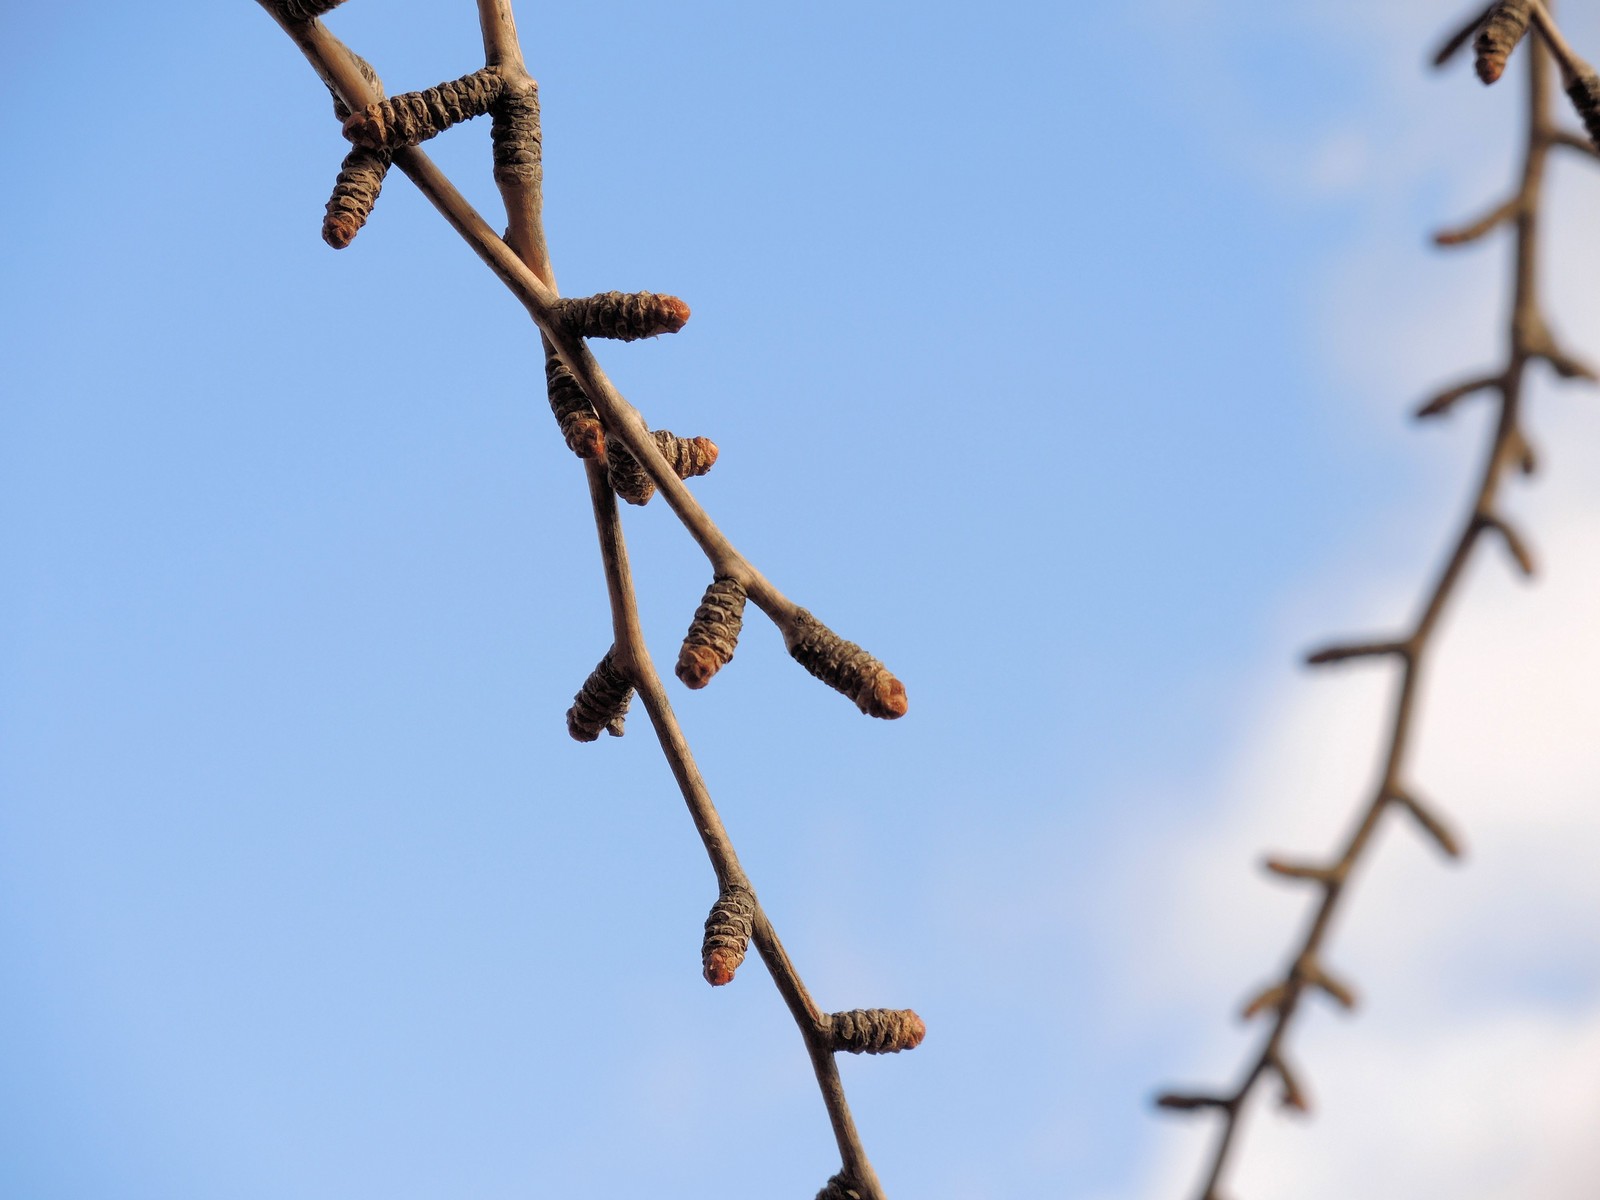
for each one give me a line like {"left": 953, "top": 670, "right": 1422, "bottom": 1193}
{"left": 251, "top": 2, "right": 917, "bottom": 1195}
{"left": 1155, "top": 11, "right": 1596, "bottom": 1199}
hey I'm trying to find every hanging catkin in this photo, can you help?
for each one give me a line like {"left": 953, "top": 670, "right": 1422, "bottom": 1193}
{"left": 566, "top": 648, "right": 633, "bottom": 742}
{"left": 544, "top": 348, "right": 605, "bottom": 459}
{"left": 815, "top": 1174, "right": 864, "bottom": 1200}
{"left": 491, "top": 85, "right": 543, "bottom": 190}
{"left": 826, "top": 1009, "right": 926, "bottom": 1055}
{"left": 275, "top": 0, "right": 347, "bottom": 22}
{"left": 552, "top": 291, "right": 691, "bottom": 342}
{"left": 1474, "top": 0, "right": 1532, "bottom": 84}
{"left": 700, "top": 882, "right": 756, "bottom": 986}
{"left": 677, "top": 577, "right": 746, "bottom": 689}
{"left": 321, "top": 53, "right": 391, "bottom": 249}
{"left": 1568, "top": 65, "right": 1600, "bottom": 152}
{"left": 786, "top": 609, "right": 907, "bottom": 719}
{"left": 606, "top": 429, "right": 718, "bottom": 506}
{"left": 323, "top": 147, "right": 391, "bottom": 248}
{"left": 343, "top": 67, "right": 506, "bottom": 152}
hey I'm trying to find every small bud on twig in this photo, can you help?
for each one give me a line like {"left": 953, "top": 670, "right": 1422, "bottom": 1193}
{"left": 545, "top": 349, "right": 605, "bottom": 459}
{"left": 678, "top": 577, "right": 747, "bottom": 689}
{"left": 1475, "top": 0, "right": 1533, "bottom": 84}
{"left": 786, "top": 609, "right": 907, "bottom": 719}
{"left": 1541, "top": 347, "right": 1599, "bottom": 381}
{"left": 1304, "top": 640, "right": 1408, "bottom": 666}
{"left": 1480, "top": 512, "right": 1536, "bottom": 576}
{"left": 827, "top": 1009, "right": 926, "bottom": 1055}
{"left": 343, "top": 67, "right": 506, "bottom": 151}
{"left": 1301, "top": 960, "right": 1358, "bottom": 1011}
{"left": 1415, "top": 373, "right": 1502, "bottom": 420}
{"left": 566, "top": 648, "right": 634, "bottom": 742}
{"left": 491, "top": 85, "right": 542, "bottom": 190}
{"left": 1269, "top": 1050, "right": 1312, "bottom": 1113}
{"left": 606, "top": 429, "right": 718, "bottom": 506}
{"left": 1510, "top": 427, "right": 1539, "bottom": 476}
{"left": 1154, "top": 1092, "right": 1230, "bottom": 1113}
{"left": 701, "top": 882, "right": 756, "bottom": 986}
{"left": 1433, "top": 197, "right": 1521, "bottom": 246}
{"left": 327, "top": 51, "right": 382, "bottom": 122}
{"left": 1262, "top": 857, "right": 1338, "bottom": 885}
{"left": 815, "top": 1173, "right": 865, "bottom": 1200}
{"left": 1434, "top": 1, "right": 1498, "bottom": 67}
{"left": 1241, "top": 981, "right": 1289, "bottom": 1021}
{"left": 275, "top": 0, "right": 348, "bottom": 22}
{"left": 1391, "top": 790, "right": 1464, "bottom": 859}
{"left": 552, "top": 291, "right": 692, "bottom": 342}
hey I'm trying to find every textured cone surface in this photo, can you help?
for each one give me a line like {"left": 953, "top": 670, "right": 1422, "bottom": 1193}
{"left": 491, "top": 86, "right": 543, "bottom": 188}
{"left": 1569, "top": 68, "right": 1600, "bottom": 152}
{"left": 553, "top": 291, "right": 691, "bottom": 341}
{"left": 815, "top": 1174, "right": 864, "bottom": 1200}
{"left": 276, "top": 0, "right": 347, "bottom": 21}
{"left": 344, "top": 68, "right": 505, "bottom": 151}
{"left": 545, "top": 350, "right": 604, "bottom": 459}
{"left": 700, "top": 883, "right": 756, "bottom": 986}
{"left": 566, "top": 649, "right": 634, "bottom": 742}
{"left": 678, "top": 577, "right": 746, "bottom": 688}
{"left": 1474, "top": 0, "right": 1532, "bottom": 84}
{"left": 322, "top": 146, "right": 391, "bottom": 248}
{"left": 607, "top": 429, "right": 718, "bottom": 506}
{"left": 787, "top": 609, "right": 907, "bottom": 718}
{"left": 827, "top": 1008, "right": 926, "bottom": 1054}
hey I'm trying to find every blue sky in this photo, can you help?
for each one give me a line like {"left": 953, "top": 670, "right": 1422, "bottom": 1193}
{"left": 4, "top": 3, "right": 1600, "bottom": 1198}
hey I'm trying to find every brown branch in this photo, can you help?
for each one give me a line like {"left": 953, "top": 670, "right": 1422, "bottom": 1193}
{"left": 1529, "top": 0, "right": 1588, "bottom": 84}
{"left": 1158, "top": 26, "right": 1594, "bottom": 1200}
{"left": 1432, "top": 194, "right": 1522, "bottom": 245}
{"left": 1433, "top": 1, "right": 1497, "bottom": 68}
{"left": 254, "top": 4, "right": 905, "bottom": 720}
{"left": 251, "top": 3, "right": 913, "bottom": 1194}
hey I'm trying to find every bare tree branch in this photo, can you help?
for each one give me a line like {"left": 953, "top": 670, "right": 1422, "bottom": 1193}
{"left": 1157, "top": 22, "right": 1594, "bottom": 1199}
{"left": 249, "top": 2, "right": 917, "bottom": 1194}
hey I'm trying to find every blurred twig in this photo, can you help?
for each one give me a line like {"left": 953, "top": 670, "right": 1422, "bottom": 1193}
{"left": 1155, "top": 9, "right": 1595, "bottom": 1198}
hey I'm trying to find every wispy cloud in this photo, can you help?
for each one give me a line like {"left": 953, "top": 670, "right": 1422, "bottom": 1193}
{"left": 1107, "top": 3, "right": 1600, "bottom": 1197}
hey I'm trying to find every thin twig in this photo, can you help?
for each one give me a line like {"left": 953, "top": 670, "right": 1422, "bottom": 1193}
{"left": 1530, "top": 0, "right": 1586, "bottom": 83}
{"left": 251, "top": 3, "right": 910, "bottom": 1194}
{"left": 1158, "top": 22, "right": 1595, "bottom": 1199}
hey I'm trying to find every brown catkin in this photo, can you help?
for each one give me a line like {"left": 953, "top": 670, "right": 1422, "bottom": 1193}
{"left": 815, "top": 1174, "right": 864, "bottom": 1200}
{"left": 1568, "top": 66, "right": 1600, "bottom": 152}
{"left": 1474, "top": 0, "right": 1532, "bottom": 84}
{"left": 786, "top": 609, "right": 908, "bottom": 719}
{"left": 566, "top": 649, "right": 633, "bottom": 742}
{"left": 677, "top": 577, "right": 746, "bottom": 689}
{"left": 322, "top": 146, "right": 391, "bottom": 249}
{"left": 607, "top": 429, "right": 718, "bottom": 506}
{"left": 276, "top": 0, "right": 347, "bottom": 22}
{"left": 552, "top": 291, "right": 691, "bottom": 342}
{"left": 321, "top": 54, "right": 391, "bottom": 249}
{"left": 491, "top": 85, "right": 543, "bottom": 190}
{"left": 343, "top": 67, "right": 506, "bottom": 152}
{"left": 544, "top": 349, "right": 605, "bottom": 459}
{"left": 826, "top": 1009, "right": 926, "bottom": 1055}
{"left": 700, "top": 883, "right": 756, "bottom": 986}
